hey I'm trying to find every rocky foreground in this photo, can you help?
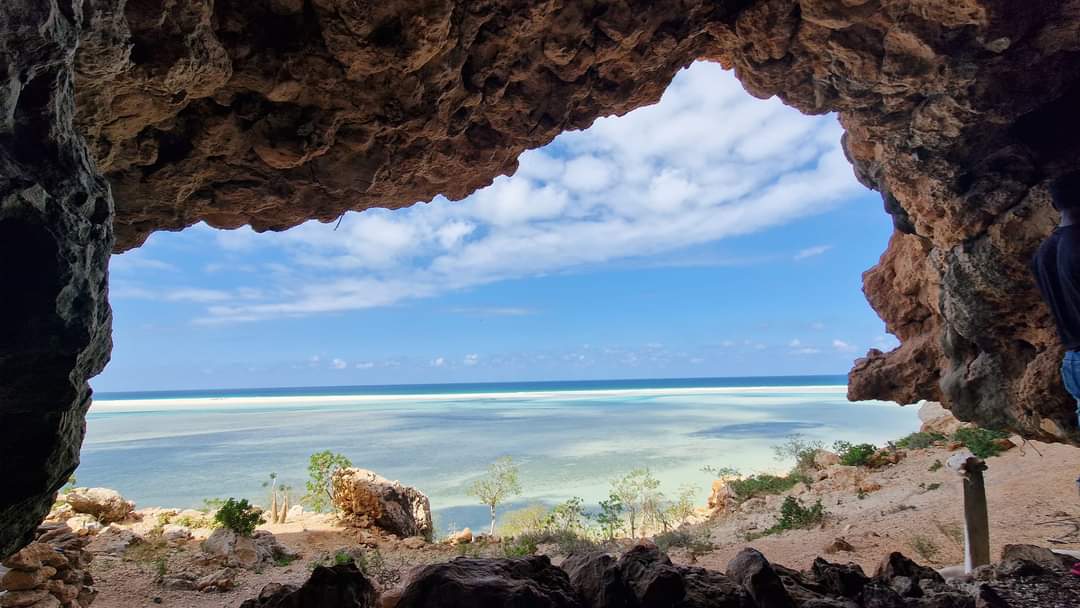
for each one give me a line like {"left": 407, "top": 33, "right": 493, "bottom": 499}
{"left": 227, "top": 542, "right": 1080, "bottom": 608}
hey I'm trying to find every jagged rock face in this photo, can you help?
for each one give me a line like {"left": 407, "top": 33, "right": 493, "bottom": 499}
{"left": 1, "top": 0, "right": 1079, "bottom": 559}
{"left": 0, "top": 0, "right": 114, "bottom": 559}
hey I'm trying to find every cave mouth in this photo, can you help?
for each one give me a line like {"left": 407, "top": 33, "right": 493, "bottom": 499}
{"left": 4, "top": 0, "right": 1080, "bottom": 580}
{"left": 85, "top": 61, "right": 910, "bottom": 537}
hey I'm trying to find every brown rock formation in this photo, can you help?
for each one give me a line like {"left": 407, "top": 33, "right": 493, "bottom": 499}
{"left": 2, "top": 0, "right": 1080, "bottom": 558}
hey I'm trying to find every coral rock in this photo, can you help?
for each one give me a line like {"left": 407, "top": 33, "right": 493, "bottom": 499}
{"left": 332, "top": 469, "right": 433, "bottom": 540}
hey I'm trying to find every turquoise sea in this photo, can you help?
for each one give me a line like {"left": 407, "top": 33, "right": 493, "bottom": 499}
{"left": 82, "top": 376, "right": 920, "bottom": 533}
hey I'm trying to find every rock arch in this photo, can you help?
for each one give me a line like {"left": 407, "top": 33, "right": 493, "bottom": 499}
{"left": 1, "top": 0, "right": 1078, "bottom": 556}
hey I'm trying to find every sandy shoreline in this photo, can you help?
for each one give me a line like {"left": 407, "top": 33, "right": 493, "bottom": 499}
{"left": 90, "top": 384, "right": 860, "bottom": 412}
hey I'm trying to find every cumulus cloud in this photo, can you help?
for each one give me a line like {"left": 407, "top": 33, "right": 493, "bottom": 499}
{"left": 153, "top": 62, "right": 863, "bottom": 324}
{"left": 431, "top": 357, "right": 446, "bottom": 367}
{"left": 832, "top": 339, "right": 857, "bottom": 353}
{"left": 331, "top": 358, "right": 347, "bottom": 369}
{"left": 463, "top": 353, "right": 479, "bottom": 366}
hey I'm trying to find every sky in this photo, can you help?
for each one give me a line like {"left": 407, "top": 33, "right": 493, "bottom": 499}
{"left": 94, "top": 61, "right": 898, "bottom": 392}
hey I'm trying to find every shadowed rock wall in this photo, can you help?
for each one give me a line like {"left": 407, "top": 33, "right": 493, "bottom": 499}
{"left": 2, "top": 0, "right": 1080, "bottom": 558}
{"left": 0, "top": 1, "right": 114, "bottom": 558}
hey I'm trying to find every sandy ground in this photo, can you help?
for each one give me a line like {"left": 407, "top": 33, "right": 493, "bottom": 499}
{"left": 86, "top": 439, "right": 1080, "bottom": 607}
{"left": 691, "top": 438, "right": 1080, "bottom": 573}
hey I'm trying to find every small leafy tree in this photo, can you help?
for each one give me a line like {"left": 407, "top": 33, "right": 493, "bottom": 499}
{"left": 596, "top": 493, "right": 625, "bottom": 541}
{"left": 661, "top": 484, "right": 698, "bottom": 531}
{"left": 544, "top": 497, "right": 588, "bottom": 533}
{"left": 467, "top": 456, "right": 522, "bottom": 535}
{"left": 499, "top": 504, "right": 550, "bottom": 537}
{"left": 214, "top": 498, "right": 265, "bottom": 536}
{"left": 772, "top": 435, "right": 824, "bottom": 473}
{"left": 303, "top": 451, "right": 352, "bottom": 512}
{"left": 611, "top": 468, "right": 663, "bottom": 538}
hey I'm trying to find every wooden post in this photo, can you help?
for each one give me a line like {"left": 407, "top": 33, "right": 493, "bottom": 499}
{"left": 946, "top": 451, "right": 990, "bottom": 572}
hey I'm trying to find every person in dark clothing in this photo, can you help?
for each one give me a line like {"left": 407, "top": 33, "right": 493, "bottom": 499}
{"left": 1032, "top": 171, "right": 1080, "bottom": 422}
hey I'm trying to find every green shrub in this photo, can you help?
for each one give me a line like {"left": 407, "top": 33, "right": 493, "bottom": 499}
{"left": 895, "top": 432, "right": 946, "bottom": 450}
{"left": 727, "top": 473, "right": 805, "bottom": 501}
{"left": 909, "top": 534, "right": 939, "bottom": 562}
{"left": 213, "top": 498, "right": 264, "bottom": 536}
{"left": 333, "top": 550, "right": 353, "bottom": 566}
{"left": 833, "top": 441, "right": 878, "bottom": 467}
{"left": 274, "top": 554, "right": 298, "bottom": 567}
{"left": 503, "top": 536, "right": 537, "bottom": 557}
{"left": 498, "top": 504, "right": 551, "bottom": 537}
{"left": 772, "top": 435, "right": 824, "bottom": 473}
{"left": 753, "top": 497, "right": 827, "bottom": 538}
{"left": 654, "top": 529, "right": 715, "bottom": 557}
{"left": 951, "top": 428, "right": 1010, "bottom": 459}
{"left": 928, "top": 460, "right": 943, "bottom": 472}
{"left": 513, "top": 530, "right": 597, "bottom": 556}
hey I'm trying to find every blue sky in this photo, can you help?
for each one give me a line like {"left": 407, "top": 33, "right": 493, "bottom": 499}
{"left": 95, "top": 62, "right": 897, "bottom": 392}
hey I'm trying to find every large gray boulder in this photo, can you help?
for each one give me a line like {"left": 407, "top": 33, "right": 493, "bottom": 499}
{"left": 201, "top": 529, "right": 297, "bottom": 569}
{"left": 332, "top": 468, "right": 433, "bottom": 540}
{"left": 240, "top": 565, "right": 377, "bottom": 608}
{"left": 726, "top": 548, "right": 796, "bottom": 608}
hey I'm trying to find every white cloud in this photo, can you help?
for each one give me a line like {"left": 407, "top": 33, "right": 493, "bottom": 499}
{"left": 463, "top": 354, "right": 479, "bottom": 366}
{"left": 331, "top": 358, "right": 347, "bottom": 369}
{"left": 832, "top": 339, "right": 856, "bottom": 353}
{"left": 355, "top": 361, "right": 375, "bottom": 369}
{"left": 167, "top": 62, "right": 864, "bottom": 324}
{"left": 794, "top": 245, "right": 833, "bottom": 261}
{"left": 788, "top": 339, "right": 802, "bottom": 347}
{"left": 792, "top": 347, "right": 822, "bottom": 355}
{"left": 431, "top": 357, "right": 446, "bottom": 367}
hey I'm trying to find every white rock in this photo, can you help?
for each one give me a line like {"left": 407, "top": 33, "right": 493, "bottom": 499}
{"left": 86, "top": 525, "right": 139, "bottom": 555}
{"left": 62, "top": 488, "right": 134, "bottom": 524}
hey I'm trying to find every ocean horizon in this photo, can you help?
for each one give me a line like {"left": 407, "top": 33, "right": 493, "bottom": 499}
{"left": 82, "top": 374, "right": 921, "bottom": 534}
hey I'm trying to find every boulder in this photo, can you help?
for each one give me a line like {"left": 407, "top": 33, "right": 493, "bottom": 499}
{"left": 446, "top": 529, "right": 473, "bottom": 546}
{"left": 824, "top": 538, "right": 855, "bottom": 554}
{"left": 2, "top": 544, "right": 64, "bottom": 572}
{"left": 240, "top": 565, "right": 377, "bottom": 608}
{"left": 918, "top": 402, "right": 970, "bottom": 436}
{"left": 196, "top": 568, "right": 238, "bottom": 592}
{"left": 202, "top": 529, "right": 259, "bottom": 569}
{"left": 287, "top": 505, "right": 304, "bottom": 519}
{"left": 813, "top": 450, "right": 842, "bottom": 468}
{"left": 0, "top": 589, "right": 51, "bottom": 607}
{"left": 678, "top": 565, "right": 748, "bottom": 608}
{"left": 161, "top": 524, "right": 191, "bottom": 544}
{"left": 811, "top": 559, "right": 868, "bottom": 599}
{"left": 707, "top": 480, "right": 741, "bottom": 516}
{"left": 64, "top": 515, "right": 102, "bottom": 537}
{"left": 726, "top": 548, "right": 796, "bottom": 608}
{"left": 332, "top": 469, "right": 433, "bottom": 540}
{"left": 562, "top": 552, "right": 629, "bottom": 608}
{"left": 874, "top": 553, "right": 944, "bottom": 586}
{"left": 996, "top": 544, "right": 1076, "bottom": 577}
{"left": 395, "top": 556, "right": 581, "bottom": 608}
{"left": 160, "top": 574, "right": 197, "bottom": 591}
{"left": 61, "top": 489, "right": 134, "bottom": 524}
{"left": 202, "top": 529, "right": 297, "bottom": 569}
{"left": 1, "top": 567, "right": 56, "bottom": 592}
{"left": 617, "top": 544, "right": 685, "bottom": 607}
{"left": 86, "top": 526, "right": 138, "bottom": 556}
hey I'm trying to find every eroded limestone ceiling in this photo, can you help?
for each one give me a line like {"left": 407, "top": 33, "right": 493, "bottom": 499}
{"left": 2, "top": 0, "right": 1079, "bottom": 558}
{"left": 75, "top": 0, "right": 1080, "bottom": 441}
